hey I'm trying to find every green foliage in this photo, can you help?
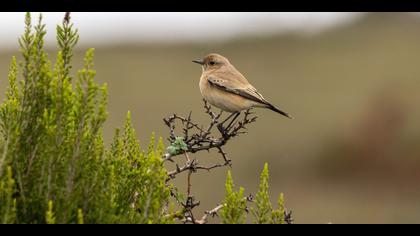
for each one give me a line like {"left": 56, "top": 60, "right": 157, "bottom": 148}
{"left": 0, "top": 13, "right": 170, "bottom": 224}
{"left": 252, "top": 163, "right": 272, "bottom": 224}
{"left": 250, "top": 163, "right": 288, "bottom": 224}
{"left": 45, "top": 200, "right": 55, "bottom": 224}
{"left": 220, "top": 164, "right": 288, "bottom": 224}
{"left": 0, "top": 166, "right": 17, "bottom": 224}
{"left": 166, "top": 137, "right": 188, "bottom": 156}
{"left": 77, "top": 209, "right": 83, "bottom": 224}
{"left": 220, "top": 171, "right": 247, "bottom": 224}
{"left": 271, "top": 193, "right": 286, "bottom": 224}
{"left": 105, "top": 112, "right": 170, "bottom": 224}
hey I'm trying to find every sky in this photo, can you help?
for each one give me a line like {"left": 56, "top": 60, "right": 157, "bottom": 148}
{"left": 0, "top": 12, "right": 364, "bottom": 49}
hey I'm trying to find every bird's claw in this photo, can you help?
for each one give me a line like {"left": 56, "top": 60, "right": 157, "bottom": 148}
{"left": 217, "top": 123, "right": 229, "bottom": 138}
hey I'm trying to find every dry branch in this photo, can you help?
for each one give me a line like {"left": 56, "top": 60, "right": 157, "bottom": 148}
{"left": 163, "top": 100, "right": 258, "bottom": 224}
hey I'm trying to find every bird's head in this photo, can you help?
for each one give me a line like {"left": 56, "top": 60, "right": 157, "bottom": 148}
{"left": 193, "top": 53, "right": 230, "bottom": 71}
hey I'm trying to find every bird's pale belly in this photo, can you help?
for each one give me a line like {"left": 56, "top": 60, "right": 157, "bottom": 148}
{"left": 200, "top": 82, "right": 254, "bottom": 113}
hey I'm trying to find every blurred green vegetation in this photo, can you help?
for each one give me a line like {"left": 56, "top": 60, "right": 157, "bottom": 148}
{"left": 1, "top": 12, "right": 420, "bottom": 223}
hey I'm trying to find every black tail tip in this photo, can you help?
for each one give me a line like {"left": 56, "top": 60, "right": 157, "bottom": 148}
{"left": 285, "top": 113, "right": 294, "bottom": 119}
{"left": 268, "top": 105, "right": 293, "bottom": 119}
{"left": 282, "top": 112, "right": 293, "bottom": 119}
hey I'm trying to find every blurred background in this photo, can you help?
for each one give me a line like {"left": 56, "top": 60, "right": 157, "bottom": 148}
{"left": 1, "top": 12, "right": 420, "bottom": 223}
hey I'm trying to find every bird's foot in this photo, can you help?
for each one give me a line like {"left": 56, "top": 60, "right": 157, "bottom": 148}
{"left": 217, "top": 123, "right": 229, "bottom": 139}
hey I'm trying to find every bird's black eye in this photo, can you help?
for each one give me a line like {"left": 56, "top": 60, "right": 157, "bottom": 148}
{"left": 209, "top": 61, "right": 216, "bottom": 66}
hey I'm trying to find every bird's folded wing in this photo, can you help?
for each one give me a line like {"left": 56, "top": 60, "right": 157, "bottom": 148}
{"left": 207, "top": 76, "right": 269, "bottom": 105}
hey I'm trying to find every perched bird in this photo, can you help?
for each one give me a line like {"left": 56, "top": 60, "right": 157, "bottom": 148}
{"left": 193, "top": 53, "right": 292, "bottom": 120}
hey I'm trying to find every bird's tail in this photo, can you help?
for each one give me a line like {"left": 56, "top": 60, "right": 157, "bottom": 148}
{"left": 266, "top": 104, "right": 293, "bottom": 119}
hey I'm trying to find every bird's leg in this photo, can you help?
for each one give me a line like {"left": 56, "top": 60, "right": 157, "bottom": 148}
{"left": 217, "top": 112, "right": 240, "bottom": 137}
{"left": 225, "top": 112, "right": 240, "bottom": 132}
{"left": 220, "top": 112, "right": 238, "bottom": 125}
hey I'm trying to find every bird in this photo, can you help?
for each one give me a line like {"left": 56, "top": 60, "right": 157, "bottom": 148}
{"left": 193, "top": 53, "right": 292, "bottom": 121}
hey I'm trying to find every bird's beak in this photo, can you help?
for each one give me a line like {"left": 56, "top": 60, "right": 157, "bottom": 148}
{"left": 192, "top": 59, "right": 204, "bottom": 65}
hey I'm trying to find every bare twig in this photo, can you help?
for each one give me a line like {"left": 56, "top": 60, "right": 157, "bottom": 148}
{"left": 166, "top": 158, "right": 231, "bottom": 183}
{"left": 63, "top": 12, "right": 71, "bottom": 24}
{"left": 163, "top": 99, "right": 257, "bottom": 162}
{"left": 187, "top": 169, "right": 193, "bottom": 197}
{"left": 195, "top": 204, "right": 224, "bottom": 224}
{"left": 194, "top": 194, "right": 255, "bottom": 224}
{"left": 285, "top": 210, "right": 294, "bottom": 224}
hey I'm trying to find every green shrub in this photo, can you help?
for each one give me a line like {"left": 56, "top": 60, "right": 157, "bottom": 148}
{"left": 220, "top": 164, "right": 289, "bottom": 224}
{"left": 220, "top": 170, "right": 247, "bottom": 224}
{"left": 0, "top": 13, "right": 169, "bottom": 224}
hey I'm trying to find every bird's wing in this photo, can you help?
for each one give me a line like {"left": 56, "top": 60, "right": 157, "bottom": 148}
{"left": 207, "top": 75, "right": 269, "bottom": 106}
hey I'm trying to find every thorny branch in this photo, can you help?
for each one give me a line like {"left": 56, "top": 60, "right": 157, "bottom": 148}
{"left": 194, "top": 194, "right": 255, "bottom": 224}
{"left": 162, "top": 100, "right": 258, "bottom": 224}
{"left": 163, "top": 99, "right": 257, "bottom": 184}
{"left": 284, "top": 210, "right": 294, "bottom": 224}
{"left": 163, "top": 100, "right": 257, "bottom": 163}
{"left": 163, "top": 100, "right": 292, "bottom": 224}
{"left": 63, "top": 12, "right": 71, "bottom": 24}
{"left": 166, "top": 158, "right": 232, "bottom": 181}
